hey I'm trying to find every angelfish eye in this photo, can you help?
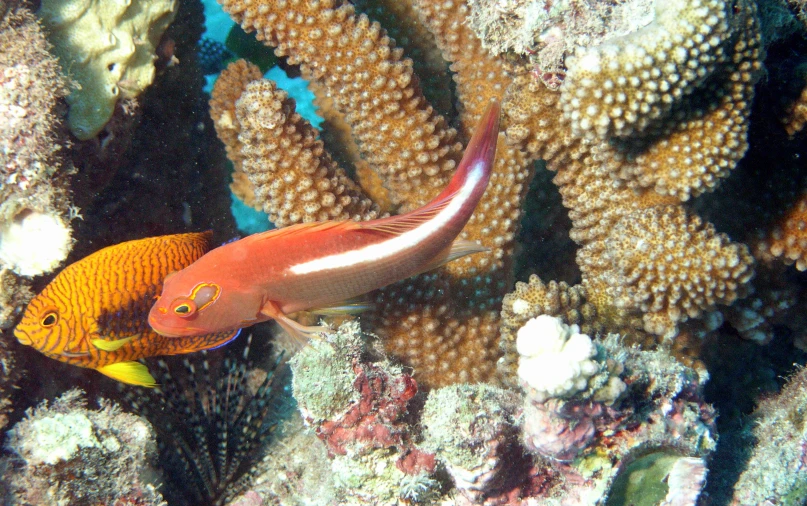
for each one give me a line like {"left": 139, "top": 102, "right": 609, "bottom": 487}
{"left": 40, "top": 312, "right": 58, "bottom": 327}
{"left": 174, "top": 304, "right": 191, "bottom": 314}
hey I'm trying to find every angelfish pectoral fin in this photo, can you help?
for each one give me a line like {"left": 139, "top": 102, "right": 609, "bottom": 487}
{"left": 261, "top": 300, "right": 330, "bottom": 346}
{"left": 91, "top": 334, "right": 139, "bottom": 352}
{"left": 96, "top": 361, "right": 157, "bottom": 388}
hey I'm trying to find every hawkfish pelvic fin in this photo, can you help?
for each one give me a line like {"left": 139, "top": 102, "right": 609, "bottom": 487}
{"left": 91, "top": 334, "right": 139, "bottom": 352}
{"left": 261, "top": 300, "right": 330, "bottom": 348}
{"left": 96, "top": 361, "right": 157, "bottom": 387}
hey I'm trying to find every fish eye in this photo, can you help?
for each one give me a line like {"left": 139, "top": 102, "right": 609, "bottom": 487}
{"left": 40, "top": 312, "right": 58, "bottom": 327}
{"left": 171, "top": 299, "right": 197, "bottom": 318}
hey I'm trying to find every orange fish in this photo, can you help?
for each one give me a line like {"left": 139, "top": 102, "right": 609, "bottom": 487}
{"left": 148, "top": 101, "right": 501, "bottom": 341}
{"left": 13, "top": 233, "right": 240, "bottom": 387}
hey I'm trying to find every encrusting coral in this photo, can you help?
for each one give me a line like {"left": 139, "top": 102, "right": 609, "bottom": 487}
{"left": 0, "top": 389, "right": 165, "bottom": 505}
{"left": 289, "top": 321, "right": 438, "bottom": 504}
{"left": 0, "top": 2, "right": 74, "bottom": 328}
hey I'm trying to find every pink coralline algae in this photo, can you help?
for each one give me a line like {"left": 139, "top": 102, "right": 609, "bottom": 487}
{"left": 315, "top": 358, "right": 418, "bottom": 458}
{"left": 289, "top": 321, "right": 438, "bottom": 503}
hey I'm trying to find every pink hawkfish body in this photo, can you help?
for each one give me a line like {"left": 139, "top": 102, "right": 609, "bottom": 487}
{"left": 148, "top": 101, "right": 501, "bottom": 341}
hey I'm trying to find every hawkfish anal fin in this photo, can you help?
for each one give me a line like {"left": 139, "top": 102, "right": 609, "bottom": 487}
{"left": 261, "top": 300, "right": 330, "bottom": 347}
{"left": 91, "top": 334, "right": 139, "bottom": 352}
{"left": 96, "top": 361, "right": 157, "bottom": 387}
{"left": 414, "top": 239, "right": 489, "bottom": 276}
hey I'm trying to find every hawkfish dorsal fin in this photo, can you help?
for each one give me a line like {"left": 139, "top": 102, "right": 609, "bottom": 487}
{"left": 91, "top": 335, "right": 139, "bottom": 352}
{"left": 243, "top": 221, "right": 363, "bottom": 244}
{"left": 358, "top": 194, "right": 456, "bottom": 236}
{"left": 96, "top": 361, "right": 157, "bottom": 387}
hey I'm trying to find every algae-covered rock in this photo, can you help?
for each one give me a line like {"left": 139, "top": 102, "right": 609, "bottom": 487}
{"left": 38, "top": 0, "right": 177, "bottom": 139}
{"left": 1, "top": 389, "right": 165, "bottom": 505}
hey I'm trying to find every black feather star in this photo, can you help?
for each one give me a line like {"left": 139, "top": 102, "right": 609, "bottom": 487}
{"left": 121, "top": 335, "right": 290, "bottom": 506}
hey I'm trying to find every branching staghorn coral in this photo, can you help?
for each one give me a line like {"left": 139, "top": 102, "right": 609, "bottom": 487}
{"left": 214, "top": 0, "right": 533, "bottom": 387}
{"left": 502, "top": 0, "right": 763, "bottom": 339}
{"left": 213, "top": 0, "right": 770, "bottom": 385}
{"left": 212, "top": 61, "right": 380, "bottom": 226}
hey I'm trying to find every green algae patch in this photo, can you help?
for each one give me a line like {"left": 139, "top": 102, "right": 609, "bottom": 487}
{"left": 605, "top": 452, "right": 681, "bottom": 506}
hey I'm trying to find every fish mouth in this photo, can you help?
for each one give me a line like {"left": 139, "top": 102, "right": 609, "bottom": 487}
{"left": 14, "top": 329, "right": 32, "bottom": 346}
{"left": 148, "top": 316, "right": 207, "bottom": 338}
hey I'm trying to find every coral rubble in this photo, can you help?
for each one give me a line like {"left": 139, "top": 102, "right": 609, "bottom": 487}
{"left": 279, "top": 320, "right": 715, "bottom": 504}
{"left": 0, "top": 389, "right": 165, "bottom": 505}
{"left": 420, "top": 384, "right": 523, "bottom": 504}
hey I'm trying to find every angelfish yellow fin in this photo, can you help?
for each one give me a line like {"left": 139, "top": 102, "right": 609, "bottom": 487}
{"left": 96, "top": 361, "right": 157, "bottom": 388}
{"left": 91, "top": 335, "right": 138, "bottom": 352}
{"left": 415, "top": 239, "right": 489, "bottom": 275}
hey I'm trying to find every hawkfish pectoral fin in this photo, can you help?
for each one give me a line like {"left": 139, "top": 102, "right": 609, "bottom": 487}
{"left": 307, "top": 298, "right": 374, "bottom": 316}
{"left": 414, "top": 239, "right": 490, "bottom": 276}
{"left": 261, "top": 300, "right": 330, "bottom": 347}
{"left": 91, "top": 334, "right": 139, "bottom": 352}
{"left": 96, "top": 361, "right": 157, "bottom": 388}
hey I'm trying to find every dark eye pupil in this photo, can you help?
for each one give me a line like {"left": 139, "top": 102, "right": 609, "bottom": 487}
{"left": 175, "top": 305, "right": 189, "bottom": 314}
{"left": 43, "top": 314, "right": 56, "bottom": 325}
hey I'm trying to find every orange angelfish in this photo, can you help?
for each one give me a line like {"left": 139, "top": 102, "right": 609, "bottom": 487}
{"left": 148, "top": 101, "right": 501, "bottom": 341}
{"left": 13, "top": 233, "right": 240, "bottom": 387}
